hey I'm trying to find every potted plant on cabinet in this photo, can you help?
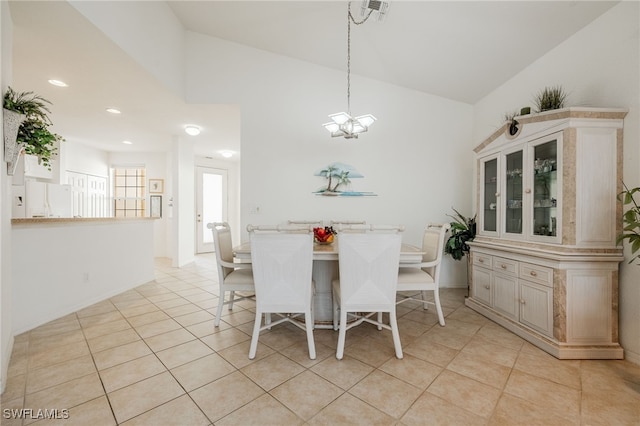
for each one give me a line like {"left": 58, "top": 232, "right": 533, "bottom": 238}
{"left": 618, "top": 183, "right": 640, "bottom": 265}
{"left": 533, "top": 85, "right": 568, "bottom": 112}
{"left": 3, "top": 86, "right": 63, "bottom": 174}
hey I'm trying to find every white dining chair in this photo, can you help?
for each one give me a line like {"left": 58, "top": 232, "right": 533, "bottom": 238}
{"left": 331, "top": 230, "right": 403, "bottom": 360}
{"left": 248, "top": 229, "right": 316, "bottom": 359}
{"left": 396, "top": 223, "right": 451, "bottom": 326}
{"left": 209, "top": 222, "right": 255, "bottom": 327}
{"left": 288, "top": 220, "right": 323, "bottom": 227}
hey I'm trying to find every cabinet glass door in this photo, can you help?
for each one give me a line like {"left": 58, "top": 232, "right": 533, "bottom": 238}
{"left": 504, "top": 150, "right": 523, "bottom": 235}
{"left": 532, "top": 140, "right": 558, "bottom": 237}
{"left": 482, "top": 158, "right": 498, "bottom": 233}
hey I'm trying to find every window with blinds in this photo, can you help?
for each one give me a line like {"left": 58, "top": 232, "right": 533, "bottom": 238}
{"left": 113, "top": 168, "right": 146, "bottom": 217}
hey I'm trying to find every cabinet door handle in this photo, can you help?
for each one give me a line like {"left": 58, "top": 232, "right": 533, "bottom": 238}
{"left": 484, "top": 285, "right": 490, "bottom": 290}
{"left": 530, "top": 271, "right": 537, "bottom": 277}
{"left": 501, "top": 264, "right": 507, "bottom": 269}
{"left": 478, "top": 258, "right": 484, "bottom": 263}
{"left": 525, "top": 188, "right": 531, "bottom": 194}
{"left": 495, "top": 192, "right": 500, "bottom": 197}
{"left": 520, "top": 299, "right": 526, "bottom": 304}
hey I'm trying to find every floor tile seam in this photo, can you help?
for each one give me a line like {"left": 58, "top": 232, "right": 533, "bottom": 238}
{"left": 422, "top": 387, "right": 495, "bottom": 421}
{"left": 511, "top": 351, "right": 584, "bottom": 393}
{"left": 501, "top": 355, "right": 583, "bottom": 421}
{"left": 23, "top": 364, "right": 99, "bottom": 397}
{"left": 237, "top": 354, "right": 309, "bottom": 394}
{"left": 269, "top": 378, "right": 346, "bottom": 422}
{"left": 215, "top": 390, "right": 306, "bottom": 426}
{"left": 496, "top": 389, "right": 582, "bottom": 424}
{"left": 344, "top": 387, "right": 404, "bottom": 420}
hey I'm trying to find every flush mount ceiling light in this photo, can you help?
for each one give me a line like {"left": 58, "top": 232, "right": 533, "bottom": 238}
{"left": 48, "top": 79, "right": 68, "bottom": 87}
{"left": 323, "top": 1, "right": 385, "bottom": 139}
{"left": 184, "top": 125, "right": 201, "bottom": 136}
{"left": 122, "top": 140, "right": 133, "bottom": 145}
{"left": 219, "top": 150, "right": 234, "bottom": 158}
{"left": 106, "top": 108, "right": 121, "bottom": 114}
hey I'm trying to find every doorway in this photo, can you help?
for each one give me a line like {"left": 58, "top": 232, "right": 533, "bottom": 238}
{"left": 196, "top": 166, "right": 228, "bottom": 253}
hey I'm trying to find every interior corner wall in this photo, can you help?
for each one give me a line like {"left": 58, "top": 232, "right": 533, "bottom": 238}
{"left": 472, "top": 2, "right": 640, "bottom": 364}
{"left": 0, "top": 0, "right": 13, "bottom": 393}
{"left": 184, "top": 31, "right": 475, "bottom": 287}
{"left": 171, "top": 136, "right": 195, "bottom": 267}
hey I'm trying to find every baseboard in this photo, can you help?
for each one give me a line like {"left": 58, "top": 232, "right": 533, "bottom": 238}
{"left": 624, "top": 349, "right": 640, "bottom": 366}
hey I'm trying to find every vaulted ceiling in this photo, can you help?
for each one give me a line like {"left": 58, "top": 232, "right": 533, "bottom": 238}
{"left": 7, "top": 1, "right": 619, "bottom": 156}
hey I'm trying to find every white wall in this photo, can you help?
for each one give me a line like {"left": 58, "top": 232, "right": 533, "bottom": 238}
{"left": 64, "top": 142, "right": 110, "bottom": 177}
{"left": 473, "top": 2, "right": 640, "bottom": 364}
{"left": 0, "top": 0, "right": 14, "bottom": 394}
{"left": 185, "top": 32, "right": 475, "bottom": 287}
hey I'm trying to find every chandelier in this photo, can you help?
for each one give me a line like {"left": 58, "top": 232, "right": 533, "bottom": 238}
{"left": 323, "top": 2, "right": 386, "bottom": 139}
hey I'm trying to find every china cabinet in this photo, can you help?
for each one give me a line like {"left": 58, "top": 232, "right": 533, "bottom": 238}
{"left": 467, "top": 107, "right": 627, "bottom": 359}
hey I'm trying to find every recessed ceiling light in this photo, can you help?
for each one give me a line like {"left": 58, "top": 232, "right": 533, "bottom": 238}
{"left": 219, "top": 150, "right": 234, "bottom": 158}
{"left": 184, "top": 125, "right": 201, "bottom": 136}
{"left": 106, "top": 108, "right": 121, "bottom": 114}
{"left": 122, "top": 140, "right": 133, "bottom": 145}
{"left": 48, "top": 79, "right": 68, "bottom": 87}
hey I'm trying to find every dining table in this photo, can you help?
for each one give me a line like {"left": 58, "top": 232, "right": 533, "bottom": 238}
{"left": 233, "top": 238, "right": 424, "bottom": 328}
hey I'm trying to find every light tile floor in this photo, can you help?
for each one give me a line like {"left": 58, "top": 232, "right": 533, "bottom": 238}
{"left": 2, "top": 256, "right": 639, "bottom": 425}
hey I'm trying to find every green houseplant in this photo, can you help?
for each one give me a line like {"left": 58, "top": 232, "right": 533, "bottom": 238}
{"left": 618, "top": 183, "right": 640, "bottom": 265}
{"left": 445, "top": 208, "right": 477, "bottom": 261}
{"left": 3, "top": 86, "right": 63, "bottom": 170}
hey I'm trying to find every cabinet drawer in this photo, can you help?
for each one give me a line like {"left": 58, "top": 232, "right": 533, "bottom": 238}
{"left": 492, "top": 257, "right": 518, "bottom": 276}
{"left": 520, "top": 262, "right": 553, "bottom": 287}
{"left": 473, "top": 253, "right": 492, "bottom": 269}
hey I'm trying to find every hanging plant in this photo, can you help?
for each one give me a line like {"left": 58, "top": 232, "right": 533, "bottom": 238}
{"left": 3, "top": 87, "right": 63, "bottom": 170}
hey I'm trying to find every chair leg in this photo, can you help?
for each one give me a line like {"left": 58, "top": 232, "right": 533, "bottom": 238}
{"left": 389, "top": 309, "right": 403, "bottom": 359}
{"left": 422, "top": 290, "right": 429, "bottom": 310}
{"left": 434, "top": 288, "right": 445, "bottom": 326}
{"left": 332, "top": 294, "right": 339, "bottom": 331}
{"left": 376, "top": 312, "right": 383, "bottom": 331}
{"left": 305, "top": 309, "right": 316, "bottom": 360}
{"left": 214, "top": 290, "right": 225, "bottom": 327}
{"left": 228, "top": 290, "right": 235, "bottom": 310}
{"left": 248, "top": 310, "right": 263, "bottom": 359}
{"left": 336, "top": 310, "right": 348, "bottom": 359}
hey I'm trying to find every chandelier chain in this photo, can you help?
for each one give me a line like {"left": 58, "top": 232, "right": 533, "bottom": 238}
{"left": 346, "top": 2, "right": 373, "bottom": 115}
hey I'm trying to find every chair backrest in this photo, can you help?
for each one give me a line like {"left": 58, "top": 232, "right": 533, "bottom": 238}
{"left": 209, "top": 222, "right": 235, "bottom": 280}
{"left": 249, "top": 231, "right": 314, "bottom": 312}
{"left": 337, "top": 232, "right": 402, "bottom": 312}
{"left": 335, "top": 223, "right": 404, "bottom": 233}
{"left": 247, "top": 224, "right": 312, "bottom": 233}
{"left": 288, "top": 220, "right": 323, "bottom": 227}
{"left": 421, "top": 223, "right": 451, "bottom": 279}
{"left": 330, "top": 220, "right": 366, "bottom": 227}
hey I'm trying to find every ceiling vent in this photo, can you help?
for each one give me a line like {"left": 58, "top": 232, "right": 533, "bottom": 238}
{"left": 361, "top": 0, "right": 390, "bottom": 21}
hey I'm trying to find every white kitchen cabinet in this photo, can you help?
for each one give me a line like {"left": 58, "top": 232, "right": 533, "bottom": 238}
{"left": 467, "top": 108, "right": 626, "bottom": 359}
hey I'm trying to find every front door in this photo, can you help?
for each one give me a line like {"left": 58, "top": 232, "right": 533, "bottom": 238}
{"left": 195, "top": 166, "right": 227, "bottom": 253}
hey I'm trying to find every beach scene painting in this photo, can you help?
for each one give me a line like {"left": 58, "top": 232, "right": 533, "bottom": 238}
{"left": 314, "top": 162, "right": 377, "bottom": 197}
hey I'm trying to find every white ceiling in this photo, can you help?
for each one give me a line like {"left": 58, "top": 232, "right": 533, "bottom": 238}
{"left": 7, "top": 1, "right": 619, "bottom": 156}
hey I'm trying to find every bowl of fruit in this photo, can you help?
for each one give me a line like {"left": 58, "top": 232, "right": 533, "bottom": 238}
{"left": 313, "top": 226, "right": 337, "bottom": 245}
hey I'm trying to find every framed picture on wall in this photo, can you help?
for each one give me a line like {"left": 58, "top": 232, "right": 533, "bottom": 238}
{"left": 150, "top": 195, "right": 162, "bottom": 218}
{"left": 149, "top": 179, "right": 164, "bottom": 194}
